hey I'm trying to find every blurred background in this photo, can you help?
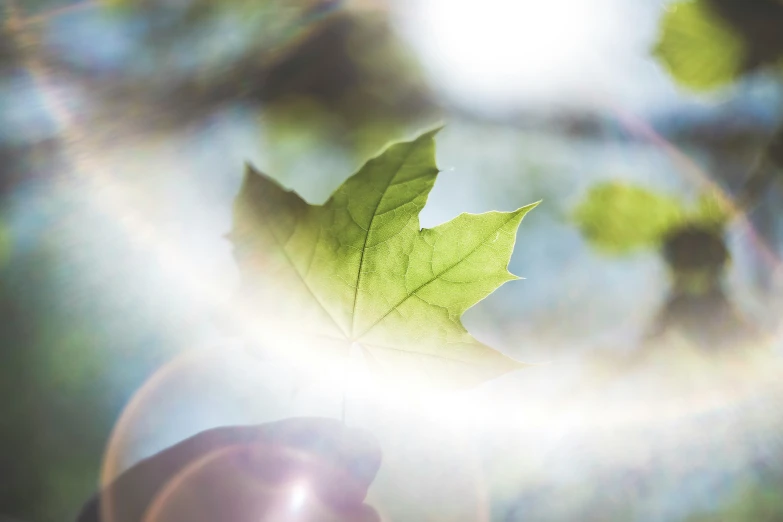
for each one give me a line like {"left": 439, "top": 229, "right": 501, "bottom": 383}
{"left": 2, "top": 0, "right": 783, "bottom": 520}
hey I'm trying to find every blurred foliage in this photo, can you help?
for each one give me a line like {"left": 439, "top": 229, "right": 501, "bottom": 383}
{"left": 655, "top": 1, "right": 783, "bottom": 206}
{"left": 254, "top": 11, "right": 435, "bottom": 159}
{"left": 654, "top": 0, "right": 746, "bottom": 91}
{"left": 662, "top": 225, "right": 728, "bottom": 275}
{"left": 654, "top": 0, "right": 783, "bottom": 92}
{"left": 79, "top": 0, "right": 437, "bottom": 157}
{"left": 686, "top": 480, "right": 783, "bottom": 522}
{"left": 693, "top": 190, "right": 734, "bottom": 228}
{"left": 0, "top": 232, "right": 106, "bottom": 522}
{"left": 571, "top": 181, "right": 731, "bottom": 255}
{"left": 573, "top": 182, "right": 685, "bottom": 254}
{"left": 741, "top": 124, "right": 783, "bottom": 204}
{"left": 0, "top": 191, "right": 182, "bottom": 522}
{"left": 575, "top": 182, "right": 763, "bottom": 351}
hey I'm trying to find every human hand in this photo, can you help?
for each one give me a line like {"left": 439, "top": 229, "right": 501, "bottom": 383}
{"left": 76, "top": 418, "right": 381, "bottom": 522}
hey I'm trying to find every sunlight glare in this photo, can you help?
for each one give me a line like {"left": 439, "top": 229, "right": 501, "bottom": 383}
{"left": 400, "top": 0, "right": 616, "bottom": 112}
{"left": 289, "top": 482, "right": 308, "bottom": 511}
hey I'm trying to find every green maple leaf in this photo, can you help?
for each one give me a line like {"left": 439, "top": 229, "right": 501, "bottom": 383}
{"left": 229, "top": 129, "right": 537, "bottom": 388}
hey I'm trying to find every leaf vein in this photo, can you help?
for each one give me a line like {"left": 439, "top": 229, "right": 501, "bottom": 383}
{"left": 356, "top": 212, "right": 520, "bottom": 339}
{"left": 349, "top": 143, "right": 420, "bottom": 337}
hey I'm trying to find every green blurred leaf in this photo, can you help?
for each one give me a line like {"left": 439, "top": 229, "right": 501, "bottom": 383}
{"left": 230, "top": 129, "right": 537, "bottom": 388}
{"left": 690, "top": 189, "right": 733, "bottom": 227}
{"left": 654, "top": 0, "right": 746, "bottom": 90}
{"left": 686, "top": 481, "right": 783, "bottom": 521}
{"left": 573, "top": 182, "right": 687, "bottom": 254}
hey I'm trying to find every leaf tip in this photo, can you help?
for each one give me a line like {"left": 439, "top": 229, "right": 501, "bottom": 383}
{"left": 243, "top": 160, "right": 258, "bottom": 173}
{"left": 242, "top": 162, "right": 265, "bottom": 184}
{"left": 512, "top": 200, "right": 541, "bottom": 221}
{"left": 413, "top": 123, "right": 445, "bottom": 144}
{"left": 425, "top": 122, "right": 446, "bottom": 135}
{"left": 504, "top": 269, "right": 523, "bottom": 282}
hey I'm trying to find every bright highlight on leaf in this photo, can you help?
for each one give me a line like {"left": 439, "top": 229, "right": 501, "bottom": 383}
{"left": 229, "top": 129, "right": 537, "bottom": 388}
